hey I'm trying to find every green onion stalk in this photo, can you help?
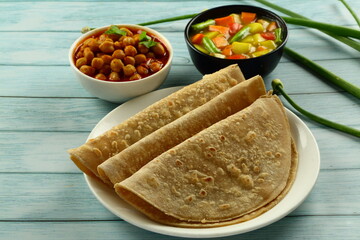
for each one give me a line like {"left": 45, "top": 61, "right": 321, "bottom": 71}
{"left": 339, "top": 0, "right": 360, "bottom": 27}
{"left": 281, "top": 16, "right": 360, "bottom": 39}
{"left": 272, "top": 79, "right": 360, "bottom": 138}
{"left": 284, "top": 47, "right": 360, "bottom": 98}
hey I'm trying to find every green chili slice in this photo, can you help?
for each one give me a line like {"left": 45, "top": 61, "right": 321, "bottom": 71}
{"left": 201, "top": 36, "right": 221, "bottom": 53}
{"left": 192, "top": 19, "right": 215, "bottom": 31}
{"left": 275, "top": 28, "right": 282, "bottom": 43}
{"left": 229, "top": 26, "right": 250, "bottom": 44}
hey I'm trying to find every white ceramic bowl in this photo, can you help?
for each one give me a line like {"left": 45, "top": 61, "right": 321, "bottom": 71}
{"left": 69, "top": 24, "right": 173, "bottom": 103}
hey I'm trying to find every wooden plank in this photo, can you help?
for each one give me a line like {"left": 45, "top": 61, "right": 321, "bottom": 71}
{"left": 1, "top": 59, "right": 359, "bottom": 97}
{"left": 0, "top": 61, "right": 351, "bottom": 97}
{"left": 0, "top": 98, "right": 117, "bottom": 132}
{"left": 0, "top": 216, "right": 359, "bottom": 240}
{"left": 0, "top": 131, "right": 88, "bottom": 173}
{"left": 0, "top": 28, "right": 358, "bottom": 67}
{"left": 1, "top": 126, "right": 359, "bottom": 174}
{"left": 0, "top": 169, "right": 359, "bottom": 220}
{"left": 0, "top": 0, "right": 358, "bottom": 31}
{"left": 1, "top": 91, "right": 359, "bottom": 132}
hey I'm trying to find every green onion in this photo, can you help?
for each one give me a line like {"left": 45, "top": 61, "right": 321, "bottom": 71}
{"left": 138, "top": 13, "right": 198, "bottom": 26}
{"left": 254, "top": 0, "right": 360, "bottom": 51}
{"left": 283, "top": 47, "right": 360, "bottom": 99}
{"left": 282, "top": 16, "right": 360, "bottom": 39}
{"left": 272, "top": 79, "right": 360, "bottom": 138}
{"left": 191, "top": 19, "right": 216, "bottom": 31}
{"left": 339, "top": 0, "right": 360, "bottom": 27}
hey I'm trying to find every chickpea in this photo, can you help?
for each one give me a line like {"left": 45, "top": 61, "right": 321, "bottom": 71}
{"left": 76, "top": 57, "right": 88, "bottom": 68}
{"left": 130, "top": 73, "right": 142, "bottom": 81}
{"left": 124, "top": 45, "right": 137, "bottom": 56}
{"left": 122, "top": 36, "right": 135, "bottom": 46}
{"left": 83, "top": 38, "right": 93, "bottom": 47}
{"left": 109, "top": 72, "right": 121, "bottom": 81}
{"left": 83, "top": 47, "right": 94, "bottom": 62}
{"left": 132, "top": 34, "right": 140, "bottom": 45}
{"left": 99, "top": 64, "right": 112, "bottom": 75}
{"left": 91, "top": 57, "right": 104, "bottom": 70}
{"left": 123, "top": 64, "right": 136, "bottom": 77}
{"left": 134, "top": 54, "right": 147, "bottom": 64}
{"left": 88, "top": 38, "right": 100, "bottom": 52}
{"left": 146, "top": 52, "right": 155, "bottom": 59}
{"left": 151, "top": 43, "right": 166, "bottom": 56}
{"left": 123, "top": 56, "right": 135, "bottom": 66}
{"left": 120, "top": 27, "right": 133, "bottom": 37}
{"left": 110, "top": 58, "right": 124, "bottom": 72}
{"left": 101, "top": 54, "right": 113, "bottom": 64}
{"left": 99, "top": 41, "right": 115, "bottom": 53}
{"left": 112, "top": 49, "right": 125, "bottom": 59}
{"left": 136, "top": 65, "right": 149, "bottom": 75}
{"left": 149, "top": 61, "right": 162, "bottom": 73}
{"left": 107, "top": 33, "right": 120, "bottom": 42}
{"left": 79, "top": 65, "right": 95, "bottom": 76}
{"left": 95, "top": 73, "right": 107, "bottom": 80}
{"left": 114, "top": 41, "right": 122, "bottom": 49}
{"left": 138, "top": 43, "right": 149, "bottom": 54}
{"left": 75, "top": 51, "right": 84, "bottom": 59}
{"left": 99, "top": 34, "right": 108, "bottom": 42}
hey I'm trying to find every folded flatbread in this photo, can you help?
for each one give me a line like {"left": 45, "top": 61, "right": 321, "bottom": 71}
{"left": 98, "top": 75, "right": 266, "bottom": 186}
{"left": 115, "top": 94, "right": 298, "bottom": 227}
{"left": 68, "top": 64, "right": 245, "bottom": 178}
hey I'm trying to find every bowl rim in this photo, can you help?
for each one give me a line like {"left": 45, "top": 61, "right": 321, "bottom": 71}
{"left": 69, "top": 24, "right": 173, "bottom": 85}
{"left": 184, "top": 4, "right": 289, "bottom": 62}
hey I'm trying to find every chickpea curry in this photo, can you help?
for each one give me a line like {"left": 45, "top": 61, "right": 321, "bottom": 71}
{"left": 190, "top": 12, "right": 282, "bottom": 59}
{"left": 74, "top": 25, "right": 169, "bottom": 81}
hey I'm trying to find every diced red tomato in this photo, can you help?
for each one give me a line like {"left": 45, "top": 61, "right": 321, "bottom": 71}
{"left": 191, "top": 33, "right": 204, "bottom": 44}
{"left": 260, "top": 32, "right": 276, "bottom": 40}
{"left": 227, "top": 54, "right": 248, "bottom": 59}
{"left": 215, "top": 15, "right": 235, "bottom": 27}
{"left": 229, "top": 22, "right": 242, "bottom": 35}
{"left": 241, "top": 12, "right": 256, "bottom": 24}
{"left": 208, "top": 25, "right": 230, "bottom": 36}
{"left": 211, "top": 36, "right": 229, "bottom": 48}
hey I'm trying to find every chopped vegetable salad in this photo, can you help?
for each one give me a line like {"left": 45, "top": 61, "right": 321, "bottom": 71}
{"left": 190, "top": 12, "right": 282, "bottom": 59}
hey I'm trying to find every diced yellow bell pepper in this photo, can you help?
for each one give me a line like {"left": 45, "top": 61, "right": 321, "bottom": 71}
{"left": 204, "top": 31, "right": 219, "bottom": 39}
{"left": 253, "top": 33, "right": 266, "bottom": 44}
{"left": 248, "top": 22, "right": 264, "bottom": 33}
{"left": 194, "top": 44, "right": 209, "bottom": 54}
{"left": 251, "top": 49, "right": 272, "bottom": 57}
{"left": 259, "top": 40, "right": 277, "bottom": 49}
{"left": 240, "top": 35, "right": 254, "bottom": 43}
{"left": 231, "top": 42, "right": 252, "bottom": 54}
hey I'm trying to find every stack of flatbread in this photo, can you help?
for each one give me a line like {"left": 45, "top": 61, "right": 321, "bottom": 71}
{"left": 68, "top": 64, "right": 298, "bottom": 228}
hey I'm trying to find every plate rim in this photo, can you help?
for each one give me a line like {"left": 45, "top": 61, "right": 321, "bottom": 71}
{"left": 84, "top": 86, "right": 320, "bottom": 238}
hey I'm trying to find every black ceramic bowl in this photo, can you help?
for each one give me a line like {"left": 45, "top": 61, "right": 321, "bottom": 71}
{"left": 184, "top": 5, "right": 288, "bottom": 79}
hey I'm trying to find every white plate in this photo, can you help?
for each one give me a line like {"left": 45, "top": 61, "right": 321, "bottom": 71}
{"left": 84, "top": 87, "right": 320, "bottom": 238}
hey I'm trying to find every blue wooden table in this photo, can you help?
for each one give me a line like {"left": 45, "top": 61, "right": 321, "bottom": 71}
{"left": 1, "top": 0, "right": 359, "bottom": 239}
